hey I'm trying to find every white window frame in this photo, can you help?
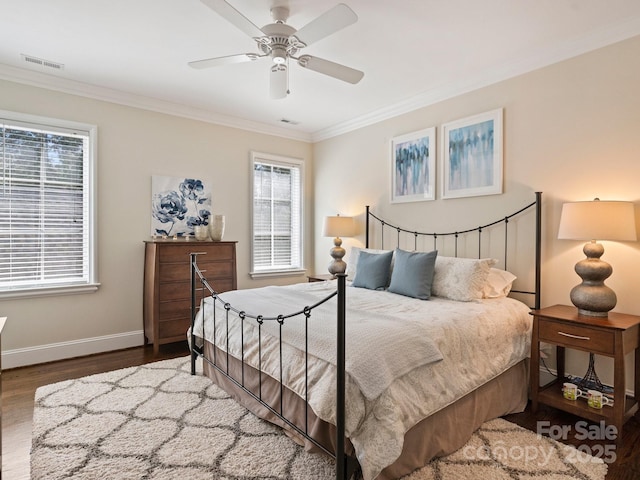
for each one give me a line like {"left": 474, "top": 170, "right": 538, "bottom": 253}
{"left": 250, "top": 151, "right": 305, "bottom": 278}
{"left": 0, "top": 110, "right": 99, "bottom": 299}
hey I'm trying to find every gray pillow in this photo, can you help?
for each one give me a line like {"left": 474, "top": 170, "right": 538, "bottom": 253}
{"left": 352, "top": 250, "right": 393, "bottom": 290}
{"left": 388, "top": 249, "right": 438, "bottom": 300}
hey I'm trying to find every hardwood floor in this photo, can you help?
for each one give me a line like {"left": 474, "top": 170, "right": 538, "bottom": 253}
{"left": 2, "top": 342, "right": 639, "bottom": 479}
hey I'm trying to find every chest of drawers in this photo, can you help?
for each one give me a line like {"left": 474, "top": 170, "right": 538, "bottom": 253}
{"left": 143, "top": 240, "right": 237, "bottom": 353}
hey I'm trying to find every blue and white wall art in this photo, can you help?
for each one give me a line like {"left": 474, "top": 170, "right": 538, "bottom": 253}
{"left": 391, "top": 127, "right": 436, "bottom": 203}
{"left": 441, "top": 108, "right": 503, "bottom": 199}
{"left": 151, "top": 175, "right": 211, "bottom": 237}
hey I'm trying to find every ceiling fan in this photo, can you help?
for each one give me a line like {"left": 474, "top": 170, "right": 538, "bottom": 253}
{"left": 189, "top": 0, "right": 364, "bottom": 99}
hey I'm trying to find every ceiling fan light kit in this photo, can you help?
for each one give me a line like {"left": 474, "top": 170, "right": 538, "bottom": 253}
{"left": 190, "top": 0, "right": 364, "bottom": 99}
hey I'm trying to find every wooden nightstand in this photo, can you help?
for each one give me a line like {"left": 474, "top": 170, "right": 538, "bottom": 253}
{"left": 530, "top": 305, "right": 640, "bottom": 443}
{"left": 307, "top": 274, "right": 335, "bottom": 282}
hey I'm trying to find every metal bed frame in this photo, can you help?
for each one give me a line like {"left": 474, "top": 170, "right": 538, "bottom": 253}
{"left": 189, "top": 192, "right": 542, "bottom": 480}
{"left": 366, "top": 191, "right": 542, "bottom": 310}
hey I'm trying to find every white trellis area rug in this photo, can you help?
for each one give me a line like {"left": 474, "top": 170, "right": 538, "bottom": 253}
{"left": 31, "top": 356, "right": 607, "bottom": 480}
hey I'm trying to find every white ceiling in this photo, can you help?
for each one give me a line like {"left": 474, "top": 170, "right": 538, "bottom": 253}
{"left": 2, "top": 0, "right": 640, "bottom": 142}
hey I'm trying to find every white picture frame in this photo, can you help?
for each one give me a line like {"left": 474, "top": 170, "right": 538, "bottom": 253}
{"left": 441, "top": 108, "right": 503, "bottom": 199}
{"left": 390, "top": 127, "right": 436, "bottom": 203}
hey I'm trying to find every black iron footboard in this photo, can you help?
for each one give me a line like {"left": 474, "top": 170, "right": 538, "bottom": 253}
{"left": 189, "top": 258, "right": 353, "bottom": 480}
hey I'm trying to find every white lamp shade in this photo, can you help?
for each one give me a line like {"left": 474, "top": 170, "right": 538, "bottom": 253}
{"left": 322, "top": 215, "right": 355, "bottom": 238}
{"left": 558, "top": 200, "right": 637, "bottom": 241}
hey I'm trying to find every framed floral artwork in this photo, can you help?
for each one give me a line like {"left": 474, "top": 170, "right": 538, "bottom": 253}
{"left": 390, "top": 127, "right": 436, "bottom": 203}
{"left": 151, "top": 175, "right": 211, "bottom": 237}
{"left": 441, "top": 108, "right": 503, "bottom": 199}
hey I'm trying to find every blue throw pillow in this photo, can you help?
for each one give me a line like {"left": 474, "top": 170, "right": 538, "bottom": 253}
{"left": 388, "top": 249, "right": 438, "bottom": 300}
{"left": 352, "top": 250, "right": 393, "bottom": 290}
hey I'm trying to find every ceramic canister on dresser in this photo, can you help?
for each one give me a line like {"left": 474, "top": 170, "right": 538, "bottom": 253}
{"left": 209, "top": 214, "right": 225, "bottom": 241}
{"left": 194, "top": 225, "right": 209, "bottom": 240}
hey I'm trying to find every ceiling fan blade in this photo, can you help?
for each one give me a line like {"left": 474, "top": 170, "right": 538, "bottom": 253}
{"left": 188, "top": 53, "right": 259, "bottom": 69}
{"left": 270, "top": 64, "right": 288, "bottom": 99}
{"left": 200, "top": 0, "right": 264, "bottom": 38}
{"left": 297, "top": 55, "right": 364, "bottom": 84}
{"left": 294, "top": 3, "right": 357, "bottom": 47}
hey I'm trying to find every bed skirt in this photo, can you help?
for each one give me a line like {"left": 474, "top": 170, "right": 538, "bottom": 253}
{"left": 201, "top": 340, "right": 529, "bottom": 479}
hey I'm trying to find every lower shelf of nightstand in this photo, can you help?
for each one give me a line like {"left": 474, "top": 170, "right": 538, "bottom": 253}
{"left": 537, "top": 380, "right": 638, "bottom": 425}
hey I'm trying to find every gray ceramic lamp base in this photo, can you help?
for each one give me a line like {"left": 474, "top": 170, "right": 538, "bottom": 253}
{"left": 570, "top": 241, "right": 616, "bottom": 317}
{"left": 328, "top": 239, "right": 347, "bottom": 276}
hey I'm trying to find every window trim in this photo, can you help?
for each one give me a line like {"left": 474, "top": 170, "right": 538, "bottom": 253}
{"left": 0, "top": 109, "right": 99, "bottom": 299}
{"left": 249, "top": 151, "right": 305, "bottom": 278}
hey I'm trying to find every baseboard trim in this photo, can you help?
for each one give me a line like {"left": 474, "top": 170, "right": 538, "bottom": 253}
{"left": 2, "top": 330, "right": 145, "bottom": 369}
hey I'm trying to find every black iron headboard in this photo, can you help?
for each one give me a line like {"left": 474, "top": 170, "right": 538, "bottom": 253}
{"left": 365, "top": 192, "right": 542, "bottom": 309}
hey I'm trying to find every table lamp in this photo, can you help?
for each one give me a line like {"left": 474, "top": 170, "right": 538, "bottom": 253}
{"left": 558, "top": 198, "right": 637, "bottom": 317}
{"left": 322, "top": 215, "right": 355, "bottom": 276}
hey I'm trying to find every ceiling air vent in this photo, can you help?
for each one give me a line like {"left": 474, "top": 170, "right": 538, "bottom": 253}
{"left": 279, "top": 118, "right": 299, "bottom": 125}
{"left": 21, "top": 54, "right": 64, "bottom": 70}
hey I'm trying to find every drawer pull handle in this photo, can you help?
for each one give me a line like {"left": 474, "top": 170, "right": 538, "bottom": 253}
{"left": 558, "top": 331, "right": 590, "bottom": 341}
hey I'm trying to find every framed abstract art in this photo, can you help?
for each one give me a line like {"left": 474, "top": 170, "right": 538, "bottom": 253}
{"left": 390, "top": 127, "right": 436, "bottom": 203}
{"left": 441, "top": 108, "right": 503, "bottom": 199}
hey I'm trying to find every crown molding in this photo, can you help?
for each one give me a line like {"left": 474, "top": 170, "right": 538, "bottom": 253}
{"left": 0, "top": 63, "right": 313, "bottom": 143}
{"left": 2, "top": 17, "right": 639, "bottom": 146}
{"left": 311, "top": 21, "right": 640, "bottom": 142}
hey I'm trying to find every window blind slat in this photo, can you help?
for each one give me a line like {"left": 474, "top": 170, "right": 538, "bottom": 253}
{"left": 252, "top": 155, "right": 302, "bottom": 272}
{"left": 0, "top": 118, "right": 92, "bottom": 291}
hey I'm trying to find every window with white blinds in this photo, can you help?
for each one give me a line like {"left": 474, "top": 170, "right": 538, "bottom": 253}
{"left": 251, "top": 152, "right": 303, "bottom": 275}
{"left": 0, "top": 112, "right": 98, "bottom": 297}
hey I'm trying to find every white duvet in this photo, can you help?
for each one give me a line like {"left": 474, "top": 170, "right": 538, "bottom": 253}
{"left": 191, "top": 280, "right": 532, "bottom": 480}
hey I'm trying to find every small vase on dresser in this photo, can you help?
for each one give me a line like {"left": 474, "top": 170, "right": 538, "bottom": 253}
{"left": 193, "top": 225, "right": 209, "bottom": 241}
{"left": 209, "top": 214, "right": 225, "bottom": 241}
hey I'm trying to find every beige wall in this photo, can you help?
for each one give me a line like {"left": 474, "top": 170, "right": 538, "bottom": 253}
{"left": 2, "top": 35, "right": 640, "bottom": 382}
{"left": 313, "top": 35, "right": 640, "bottom": 388}
{"left": 0, "top": 80, "right": 312, "bottom": 366}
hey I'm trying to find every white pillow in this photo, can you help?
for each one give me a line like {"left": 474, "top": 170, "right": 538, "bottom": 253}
{"left": 346, "top": 247, "right": 394, "bottom": 281}
{"left": 431, "top": 256, "right": 497, "bottom": 301}
{"left": 482, "top": 268, "right": 517, "bottom": 298}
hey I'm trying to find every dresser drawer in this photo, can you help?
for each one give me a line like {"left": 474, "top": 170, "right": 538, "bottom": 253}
{"left": 158, "top": 281, "right": 235, "bottom": 320}
{"left": 159, "top": 261, "right": 234, "bottom": 282}
{"left": 159, "top": 317, "right": 190, "bottom": 339}
{"left": 538, "top": 318, "right": 614, "bottom": 355}
{"left": 159, "top": 299, "right": 192, "bottom": 321}
{"left": 159, "top": 278, "right": 235, "bottom": 301}
{"left": 158, "top": 243, "right": 235, "bottom": 263}
{"left": 159, "top": 282, "right": 206, "bottom": 301}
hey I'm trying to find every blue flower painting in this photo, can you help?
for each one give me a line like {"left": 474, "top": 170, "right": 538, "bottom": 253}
{"left": 151, "top": 176, "right": 211, "bottom": 236}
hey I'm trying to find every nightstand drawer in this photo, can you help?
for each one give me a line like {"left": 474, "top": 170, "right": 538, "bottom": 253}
{"left": 538, "top": 319, "right": 614, "bottom": 355}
